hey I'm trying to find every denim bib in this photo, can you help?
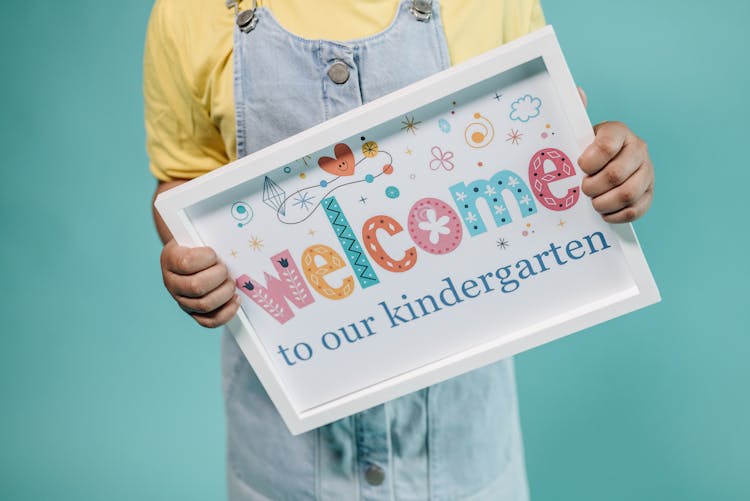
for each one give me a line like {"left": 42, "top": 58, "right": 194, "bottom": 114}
{"left": 224, "top": 2, "right": 530, "bottom": 499}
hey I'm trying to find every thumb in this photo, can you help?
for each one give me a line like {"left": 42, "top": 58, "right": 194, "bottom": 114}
{"left": 577, "top": 86, "right": 588, "bottom": 108}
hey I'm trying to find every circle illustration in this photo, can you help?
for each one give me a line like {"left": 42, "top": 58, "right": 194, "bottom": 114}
{"left": 362, "top": 141, "right": 379, "bottom": 158}
{"left": 231, "top": 201, "right": 254, "bottom": 228}
{"left": 464, "top": 112, "right": 495, "bottom": 148}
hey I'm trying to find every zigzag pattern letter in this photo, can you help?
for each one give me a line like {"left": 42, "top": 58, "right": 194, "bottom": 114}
{"left": 322, "top": 196, "right": 380, "bottom": 289}
{"left": 235, "top": 250, "right": 315, "bottom": 325}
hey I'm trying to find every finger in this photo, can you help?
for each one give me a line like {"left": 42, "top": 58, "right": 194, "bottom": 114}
{"left": 190, "top": 295, "right": 242, "bottom": 329}
{"left": 578, "top": 86, "right": 588, "bottom": 108}
{"left": 591, "top": 164, "right": 653, "bottom": 215}
{"left": 177, "top": 278, "right": 237, "bottom": 314}
{"left": 578, "top": 122, "right": 630, "bottom": 176}
{"left": 161, "top": 240, "right": 218, "bottom": 275}
{"left": 602, "top": 184, "right": 654, "bottom": 224}
{"left": 581, "top": 140, "right": 647, "bottom": 198}
{"left": 164, "top": 262, "right": 230, "bottom": 298}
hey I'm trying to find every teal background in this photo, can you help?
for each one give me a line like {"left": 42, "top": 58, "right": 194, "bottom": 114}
{"left": 1, "top": 0, "right": 747, "bottom": 499}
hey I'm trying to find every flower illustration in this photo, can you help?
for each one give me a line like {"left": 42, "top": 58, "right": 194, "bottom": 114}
{"left": 429, "top": 146, "right": 455, "bottom": 171}
{"left": 418, "top": 208, "right": 451, "bottom": 244}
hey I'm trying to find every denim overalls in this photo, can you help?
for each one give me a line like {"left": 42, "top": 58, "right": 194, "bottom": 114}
{"left": 223, "top": 1, "right": 530, "bottom": 499}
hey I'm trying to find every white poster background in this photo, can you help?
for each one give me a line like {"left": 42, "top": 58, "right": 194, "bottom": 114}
{"left": 185, "top": 58, "right": 637, "bottom": 411}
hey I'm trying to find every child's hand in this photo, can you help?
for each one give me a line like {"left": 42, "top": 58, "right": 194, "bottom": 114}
{"left": 578, "top": 121, "right": 655, "bottom": 223}
{"left": 160, "top": 239, "right": 241, "bottom": 328}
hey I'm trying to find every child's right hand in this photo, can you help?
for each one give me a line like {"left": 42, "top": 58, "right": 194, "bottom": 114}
{"left": 160, "top": 239, "right": 241, "bottom": 328}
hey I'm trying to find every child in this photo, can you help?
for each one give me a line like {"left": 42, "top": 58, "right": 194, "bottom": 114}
{"left": 145, "top": 1, "right": 654, "bottom": 499}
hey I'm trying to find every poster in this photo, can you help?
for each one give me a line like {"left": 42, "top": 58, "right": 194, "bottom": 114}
{"left": 158, "top": 27, "right": 659, "bottom": 433}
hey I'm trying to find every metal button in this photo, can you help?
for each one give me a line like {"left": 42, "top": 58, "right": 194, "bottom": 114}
{"left": 364, "top": 464, "right": 385, "bottom": 486}
{"left": 236, "top": 9, "right": 258, "bottom": 33}
{"left": 327, "top": 61, "right": 350, "bottom": 85}
{"left": 411, "top": 0, "right": 433, "bottom": 21}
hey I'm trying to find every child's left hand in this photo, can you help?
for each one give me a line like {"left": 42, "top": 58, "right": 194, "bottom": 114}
{"left": 577, "top": 121, "right": 655, "bottom": 223}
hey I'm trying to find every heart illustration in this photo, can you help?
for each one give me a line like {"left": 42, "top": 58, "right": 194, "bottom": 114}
{"left": 318, "top": 143, "right": 356, "bottom": 177}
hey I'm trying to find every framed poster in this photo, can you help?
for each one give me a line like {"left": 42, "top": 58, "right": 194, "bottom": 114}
{"left": 155, "top": 26, "right": 660, "bottom": 435}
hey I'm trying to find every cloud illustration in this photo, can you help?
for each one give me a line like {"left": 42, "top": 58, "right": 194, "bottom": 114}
{"left": 509, "top": 95, "right": 542, "bottom": 123}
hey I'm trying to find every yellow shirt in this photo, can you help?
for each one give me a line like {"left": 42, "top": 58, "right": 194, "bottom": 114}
{"left": 144, "top": 0, "right": 546, "bottom": 181}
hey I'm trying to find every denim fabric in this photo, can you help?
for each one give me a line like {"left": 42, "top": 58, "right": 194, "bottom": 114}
{"left": 226, "top": 2, "right": 530, "bottom": 499}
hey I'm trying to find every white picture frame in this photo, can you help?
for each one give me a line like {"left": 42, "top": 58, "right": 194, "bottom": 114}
{"left": 155, "top": 26, "right": 660, "bottom": 435}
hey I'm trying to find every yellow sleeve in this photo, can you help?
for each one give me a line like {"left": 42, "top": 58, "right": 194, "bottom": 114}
{"left": 502, "top": 0, "right": 547, "bottom": 43}
{"left": 143, "top": 0, "right": 230, "bottom": 181}
{"left": 441, "top": 0, "right": 547, "bottom": 65}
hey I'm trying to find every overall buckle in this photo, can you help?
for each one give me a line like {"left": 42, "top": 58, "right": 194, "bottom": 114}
{"left": 228, "top": 0, "right": 259, "bottom": 33}
{"left": 411, "top": 0, "right": 433, "bottom": 22}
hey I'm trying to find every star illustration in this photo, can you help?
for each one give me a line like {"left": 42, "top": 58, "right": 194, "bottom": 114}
{"left": 506, "top": 129, "right": 523, "bottom": 145}
{"left": 496, "top": 238, "right": 510, "bottom": 250}
{"left": 558, "top": 219, "right": 566, "bottom": 228}
{"left": 292, "top": 191, "right": 315, "bottom": 211}
{"left": 493, "top": 92, "right": 503, "bottom": 102}
{"left": 359, "top": 195, "right": 368, "bottom": 204}
{"left": 401, "top": 115, "right": 421, "bottom": 135}
{"left": 307, "top": 229, "right": 316, "bottom": 237}
{"left": 229, "top": 249, "right": 238, "bottom": 258}
{"left": 248, "top": 235, "right": 264, "bottom": 251}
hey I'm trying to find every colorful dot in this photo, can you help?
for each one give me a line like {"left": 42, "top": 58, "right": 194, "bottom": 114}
{"left": 385, "top": 186, "right": 400, "bottom": 199}
{"left": 365, "top": 174, "right": 374, "bottom": 183}
{"left": 471, "top": 132, "right": 485, "bottom": 143}
{"left": 320, "top": 180, "right": 328, "bottom": 187}
{"left": 477, "top": 161, "right": 484, "bottom": 167}
{"left": 541, "top": 132, "right": 548, "bottom": 139}
{"left": 283, "top": 166, "right": 291, "bottom": 174}
{"left": 299, "top": 173, "right": 306, "bottom": 179}
{"left": 545, "top": 124, "right": 551, "bottom": 129}
{"left": 362, "top": 141, "right": 379, "bottom": 158}
{"left": 382, "top": 164, "right": 394, "bottom": 175}
{"left": 522, "top": 230, "right": 529, "bottom": 236}
{"left": 473, "top": 112, "right": 481, "bottom": 119}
